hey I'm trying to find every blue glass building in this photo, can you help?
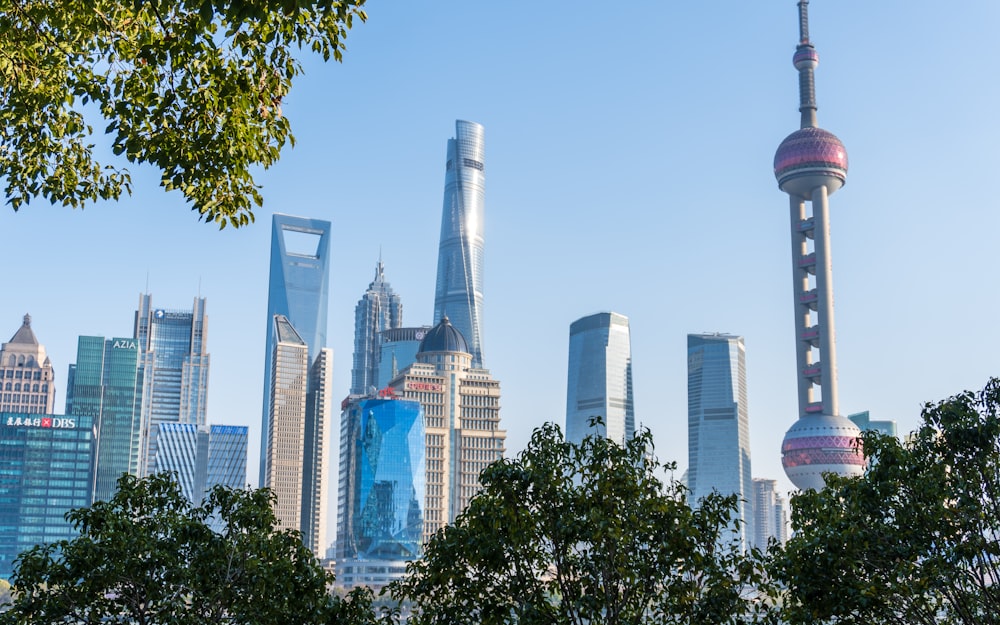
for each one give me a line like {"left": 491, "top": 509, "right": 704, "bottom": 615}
{"left": 687, "top": 333, "right": 753, "bottom": 549}
{"left": 433, "top": 120, "right": 487, "bottom": 368}
{"left": 375, "top": 326, "right": 431, "bottom": 389}
{"left": 259, "top": 214, "right": 330, "bottom": 487}
{"left": 154, "top": 423, "right": 248, "bottom": 505}
{"left": 336, "top": 398, "right": 424, "bottom": 588}
{"left": 134, "top": 294, "right": 210, "bottom": 475}
{"left": 0, "top": 412, "right": 95, "bottom": 579}
{"left": 565, "top": 312, "right": 635, "bottom": 446}
{"left": 66, "top": 336, "right": 142, "bottom": 503}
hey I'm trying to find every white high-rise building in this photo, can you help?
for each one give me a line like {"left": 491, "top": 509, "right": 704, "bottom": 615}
{"left": 565, "top": 312, "right": 634, "bottom": 446}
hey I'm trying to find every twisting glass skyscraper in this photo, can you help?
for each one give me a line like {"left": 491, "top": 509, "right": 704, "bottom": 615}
{"left": 773, "top": 0, "right": 863, "bottom": 490}
{"left": 565, "top": 312, "right": 635, "bottom": 446}
{"left": 134, "top": 294, "right": 210, "bottom": 475}
{"left": 351, "top": 258, "right": 402, "bottom": 395}
{"left": 686, "top": 333, "right": 752, "bottom": 549}
{"left": 433, "top": 120, "right": 487, "bottom": 368}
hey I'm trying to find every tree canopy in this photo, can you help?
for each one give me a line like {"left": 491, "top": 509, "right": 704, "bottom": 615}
{"left": 773, "top": 379, "right": 1000, "bottom": 625}
{"left": 3, "top": 472, "right": 384, "bottom": 625}
{"left": 391, "top": 422, "right": 775, "bottom": 625}
{"left": 0, "top": 0, "right": 366, "bottom": 227}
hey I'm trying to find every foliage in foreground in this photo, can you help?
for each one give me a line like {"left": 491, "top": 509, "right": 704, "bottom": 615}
{"left": 391, "top": 422, "right": 775, "bottom": 625}
{"left": 2, "top": 473, "right": 384, "bottom": 625}
{"left": 1, "top": 0, "right": 366, "bottom": 227}
{"left": 774, "top": 378, "right": 1000, "bottom": 625}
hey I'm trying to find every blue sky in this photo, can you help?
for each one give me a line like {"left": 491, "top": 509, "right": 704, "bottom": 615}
{"left": 2, "top": 1, "right": 998, "bottom": 543}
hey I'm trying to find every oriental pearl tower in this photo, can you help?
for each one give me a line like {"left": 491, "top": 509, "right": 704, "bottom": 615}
{"left": 774, "top": 0, "right": 864, "bottom": 490}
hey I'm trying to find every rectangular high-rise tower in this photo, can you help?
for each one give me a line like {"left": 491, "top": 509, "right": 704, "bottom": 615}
{"left": 433, "top": 120, "right": 487, "bottom": 368}
{"left": 154, "top": 423, "right": 248, "bottom": 506}
{"left": 565, "top": 312, "right": 635, "bottom": 446}
{"left": 134, "top": 294, "right": 210, "bottom": 475}
{"left": 0, "top": 314, "right": 57, "bottom": 414}
{"left": 687, "top": 333, "right": 753, "bottom": 550}
{"left": 66, "top": 336, "right": 142, "bottom": 503}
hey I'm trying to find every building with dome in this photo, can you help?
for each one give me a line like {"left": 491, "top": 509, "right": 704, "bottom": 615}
{"left": 774, "top": 0, "right": 864, "bottom": 490}
{"left": 0, "top": 314, "right": 56, "bottom": 414}
{"left": 386, "top": 316, "right": 505, "bottom": 542}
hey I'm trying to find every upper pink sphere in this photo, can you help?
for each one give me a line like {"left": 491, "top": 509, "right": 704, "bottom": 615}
{"left": 793, "top": 46, "right": 819, "bottom": 70}
{"left": 774, "top": 127, "right": 848, "bottom": 198}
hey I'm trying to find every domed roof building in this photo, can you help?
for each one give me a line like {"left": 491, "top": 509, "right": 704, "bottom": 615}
{"left": 384, "top": 315, "right": 505, "bottom": 542}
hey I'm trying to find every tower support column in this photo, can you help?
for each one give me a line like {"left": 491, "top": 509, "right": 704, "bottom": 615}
{"left": 812, "top": 184, "right": 839, "bottom": 417}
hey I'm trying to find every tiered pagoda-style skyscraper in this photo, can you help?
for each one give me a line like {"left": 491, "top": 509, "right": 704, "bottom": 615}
{"left": 774, "top": 0, "right": 864, "bottom": 490}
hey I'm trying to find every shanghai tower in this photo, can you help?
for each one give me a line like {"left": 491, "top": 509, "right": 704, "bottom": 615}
{"left": 433, "top": 120, "right": 486, "bottom": 368}
{"left": 774, "top": 0, "right": 863, "bottom": 490}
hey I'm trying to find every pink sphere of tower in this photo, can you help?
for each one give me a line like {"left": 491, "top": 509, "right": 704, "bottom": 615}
{"left": 774, "top": 127, "right": 848, "bottom": 199}
{"left": 781, "top": 414, "right": 865, "bottom": 491}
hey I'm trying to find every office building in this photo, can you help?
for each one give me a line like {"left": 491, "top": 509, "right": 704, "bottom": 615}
{"left": 154, "top": 423, "right": 248, "bottom": 505}
{"left": 848, "top": 411, "right": 898, "bottom": 438}
{"left": 336, "top": 397, "right": 425, "bottom": 589}
{"left": 687, "top": 333, "right": 753, "bottom": 548}
{"left": 262, "top": 315, "right": 331, "bottom": 556}
{"left": 774, "top": 0, "right": 864, "bottom": 490}
{"left": 134, "top": 294, "right": 210, "bottom": 475}
{"left": 0, "top": 412, "right": 95, "bottom": 579}
{"left": 387, "top": 317, "right": 504, "bottom": 542}
{"left": 351, "top": 258, "right": 402, "bottom": 395}
{"left": 376, "top": 326, "right": 432, "bottom": 389}
{"left": 565, "top": 312, "right": 635, "bottom": 446}
{"left": 66, "top": 336, "right": 142, "bottom": 503}
{"left": 259, "top": 214, "right": 330, "bottom": 486}
{"left": 752, "top": 478, "right": 789, "bottom": 550}
{"left": 0, "top": 314, "right": 56, "bottom": 414}
{"left": 433, "top": 120, "right": 487, "bottom": 368}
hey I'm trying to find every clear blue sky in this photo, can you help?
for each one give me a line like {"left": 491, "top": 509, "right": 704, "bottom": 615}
{"left": 2, "top": 1, "right": 998, "bottom": 544}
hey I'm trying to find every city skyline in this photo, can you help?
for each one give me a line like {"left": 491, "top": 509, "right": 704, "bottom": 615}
{"left": 1, "top": 1, "right": 996, "bottom": 537}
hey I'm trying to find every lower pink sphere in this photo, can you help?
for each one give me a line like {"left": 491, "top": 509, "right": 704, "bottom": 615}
{"left": 781, "top": 414, "right": 864, "bottom": 490}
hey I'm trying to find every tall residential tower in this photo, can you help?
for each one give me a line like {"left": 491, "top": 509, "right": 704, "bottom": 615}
{"left": 433, "top": 120, "right": 487, "bottom": 368}
{"left": 774, "top": 0, "right": 863, "bottom": 490}
{"left": 565, "top": 312, "right": 635, "bottom": 446}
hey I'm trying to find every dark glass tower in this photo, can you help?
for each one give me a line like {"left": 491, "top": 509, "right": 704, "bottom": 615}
{"left": 66, "top": 336, "right": 142, "bottom": 503}
{"left": 433, "top": 120, "right": 487, "bottom": 368}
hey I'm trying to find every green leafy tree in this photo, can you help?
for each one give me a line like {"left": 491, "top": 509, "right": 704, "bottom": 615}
{"left": 0, "top": 0, "right": 366, "bottom": 227}
{"left": 773, "top": 379, "right": 1000, "bottom": 625}
{"left": 2, "top": 472, "right": 384, "bottom": 625}
{"left": 391, "top": 422, "right": 775, "bottom": 625}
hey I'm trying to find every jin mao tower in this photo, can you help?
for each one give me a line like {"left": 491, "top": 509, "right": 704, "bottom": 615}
{"left": 774, "top": 0, "right": 863, "bottom": 490}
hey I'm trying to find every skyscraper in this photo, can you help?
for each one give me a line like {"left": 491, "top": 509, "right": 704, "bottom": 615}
{"left": 66, "top": 336, "right": 142, "bottom": 503}
{"left": 262, "top": 315, "right": 331, "bottom": 556}
{"left": 848, "top": 411, "right": 898, "bottom": 439}
{"left": 565, "top": 312, "right": 635, "bottom": 446}
{"left": 351, "top": 258, "right": 402, "bottom": 395}
{"left": 154, "top": 423, "right": 248, "bottom": 505}
{"left": 433, "top": 120, "right": 487, "bottom": 368}
{"left": 259, "top": 214, "right": 331, "bottom": 486}
{"left": 0, "top": 314, "right": 56, "bottom": 414}
{"left": 0, "top": 412, "right": 95, "bottom": 578}
{"left": 387, "top": 317, "right": 505, "bottom": 542}
{"left": 773, "top": 0, "right": 863, "bottom": 490}
{"left": 134, "top": 294, "right": 210, "bottom": 475}
{"left": 336, "top": 397, "right": 425, "bottom": 589}
{"left": 687, "top": 333, "right": 753, "bottom": 548}
{"left": 751, "top": 478, "right": 789, "bottom": 550}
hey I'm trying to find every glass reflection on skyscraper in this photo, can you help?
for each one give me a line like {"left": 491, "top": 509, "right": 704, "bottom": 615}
{"left": 337, "top": 398, "right": 424, "bottom": 588}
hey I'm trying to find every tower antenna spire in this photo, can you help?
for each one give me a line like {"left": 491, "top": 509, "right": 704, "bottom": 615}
{"left": 794, "top": 0, "right": 819, "bottom": 128}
